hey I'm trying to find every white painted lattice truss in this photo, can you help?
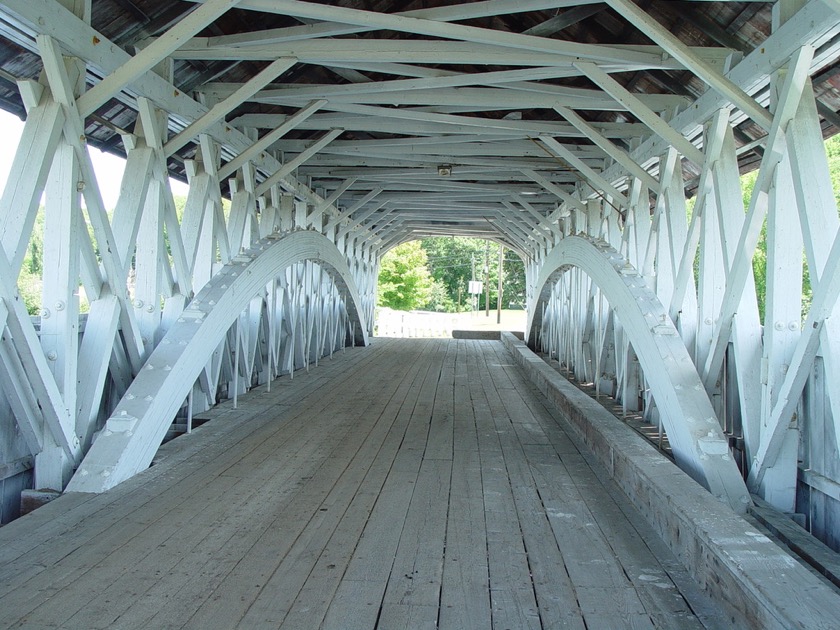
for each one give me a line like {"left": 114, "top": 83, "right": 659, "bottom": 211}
{"left": 0, "top": 0, "right": 838, "bottom": 532}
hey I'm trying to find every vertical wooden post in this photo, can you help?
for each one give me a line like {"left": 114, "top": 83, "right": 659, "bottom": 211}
{"left": 484, "top": 241, "right": 490, "bottom": 317}
{"left": 497, "top": 244, "right": 504, "bottom": 325}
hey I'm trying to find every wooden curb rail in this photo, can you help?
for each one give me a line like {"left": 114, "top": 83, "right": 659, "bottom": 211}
{"left": 501, "top": 332, "right": 840, "bottom": 630}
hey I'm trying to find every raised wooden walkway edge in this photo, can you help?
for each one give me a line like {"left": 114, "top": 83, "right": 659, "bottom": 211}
{"left": 502, "top": 332, "right": 840, "bottom": 630}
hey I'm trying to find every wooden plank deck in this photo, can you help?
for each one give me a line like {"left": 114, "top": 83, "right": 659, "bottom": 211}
{"left": 0, "top": 338, "right": 729, "bottom": 629}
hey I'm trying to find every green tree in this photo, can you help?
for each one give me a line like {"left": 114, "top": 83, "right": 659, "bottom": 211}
{"left": 377, "top": 241, "right": 435, "bottom": 310}
{"left": 421, "top": 237, "right": 485, "bottom": 311}
{"left": 420, "top": 237, "right": 526, "bottom": 310}
{"left": 424, "top": 279, "right": 456, "bottom": 312}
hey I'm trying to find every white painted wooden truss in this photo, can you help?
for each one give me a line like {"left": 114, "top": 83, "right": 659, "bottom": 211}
{"left": 68, "top": 230, "right": 369, "bottom": 492}
{"left": 528, "top": 235, "right": 749, "bottom": 510}
{"left": 0, "top": 0, "right": 838, "bottom": 529}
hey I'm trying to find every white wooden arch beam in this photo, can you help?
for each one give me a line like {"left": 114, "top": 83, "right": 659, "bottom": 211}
{"left": 527, "top": 235, "right": 749, "bottom": 512}
{"left": 67, "top": 231, "right": 369, "bottom": 493}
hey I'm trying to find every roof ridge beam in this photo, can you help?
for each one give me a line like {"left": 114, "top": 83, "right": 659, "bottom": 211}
{"left": 251, "top": 67, "right": 601, "bottom": 99}
{"left": 174, "top": 39, "right": 728, "bottom": 71}
{"left": 253, "top": 85, "right": 686, "bottom": 113}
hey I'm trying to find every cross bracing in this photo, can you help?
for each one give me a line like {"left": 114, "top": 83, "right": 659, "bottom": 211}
{"left": 0, "top": 0, "right": 838, "bottom": 560}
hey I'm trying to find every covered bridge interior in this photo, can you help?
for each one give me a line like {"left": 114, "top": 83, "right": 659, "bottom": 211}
{"left": 1, "top": 0, "right": 840, "bottom": 627}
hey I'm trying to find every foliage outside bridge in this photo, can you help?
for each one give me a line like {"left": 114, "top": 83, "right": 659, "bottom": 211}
{"left": 377, "top": 237, "right": 526, "bottom": 313}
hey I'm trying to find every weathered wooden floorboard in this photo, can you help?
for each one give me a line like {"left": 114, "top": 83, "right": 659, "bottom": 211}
{"left": 277, "top": 343, "right": 441, "bottom": 629}
{"left": 1, "top": 343, "right": 386, "bottom": 628}
{"left": 240, "top": 341, "right": 439, "bottom": 628}
{"left": 115, "top": 340, "right": 421, "bottom": 630}
{"left": 425, "top": 339, "right": 455, "bottom": 461}
{"left": 378, "top": 341, "right": 451, "bottom": 626}
{"left": 493, "top": 342, "right": 722, "bottom": 629}
{"left": 471, "top": 341, "right": 542, "bottom": 630}
{"left": 0, "top": 339, "right": 723, "bottom": 630}
{"left": 438, "top": 341, "right": 492, "bottom": 630}
{"left": 321, "top": 340, "right": 445, "bottom": 630}
{"left": 0, "top": 339, "right": 380, "bottom": 570}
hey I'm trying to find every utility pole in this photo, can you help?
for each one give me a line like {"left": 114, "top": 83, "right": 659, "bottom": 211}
{"left": 484, "top": 241, "right": 490, "bottom": 317}
{"left": 471, "top": 254, "right": 476, "bottom": 313}
{"left": 497, "top": 244, "right": 504, "bottom": 324}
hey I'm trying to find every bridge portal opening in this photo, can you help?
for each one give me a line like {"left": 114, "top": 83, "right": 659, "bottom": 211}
{"left": 375, "top": 237, "right": 526, "bottom": 338}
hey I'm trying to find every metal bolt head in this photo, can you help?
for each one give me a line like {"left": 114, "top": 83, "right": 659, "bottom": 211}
{"left": 47, "top": 351, "right": 57, "bottom": 361}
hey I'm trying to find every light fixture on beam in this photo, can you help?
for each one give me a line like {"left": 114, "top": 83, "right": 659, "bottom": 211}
{"left": 437, "top": 164, "right": 452, "bottom": 177}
